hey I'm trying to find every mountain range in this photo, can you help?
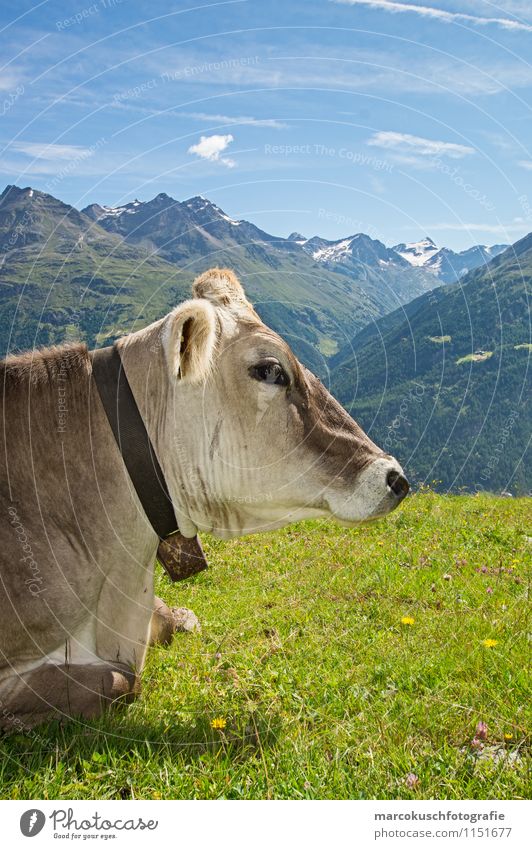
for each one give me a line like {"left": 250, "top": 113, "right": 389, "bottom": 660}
{"left": 84, "top": 194, "right": 508, "bottom": 308}
{"left": 331, "top": 234, "right": 531, "bottom": 494}
{"left": 0, "top": 184, "right": 507, "bottom": 353}
{"left": 0, "top": 183, "right": 528, "bottom": 492}
{"left": 2, "top": 183, "right": 503, "bottom": 371}
{"left": 84, "top": 194, "right": 507, "bottom": 283}
{"left": 0, "top": 184, "right": 416, "bottom": 372}
{"left": 391, "top": 236, "right": 507, "bottom": 284}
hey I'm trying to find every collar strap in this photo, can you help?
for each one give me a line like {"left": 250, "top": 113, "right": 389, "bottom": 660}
{"left": 90, "top": 345, "right": 178, "bottom": 540}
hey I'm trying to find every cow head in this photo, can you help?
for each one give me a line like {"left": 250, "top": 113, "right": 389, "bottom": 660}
{"left": 124, "top": 268, "right": 409, "bottom": 539}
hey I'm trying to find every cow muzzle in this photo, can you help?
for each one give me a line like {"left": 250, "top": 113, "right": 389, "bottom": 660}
{"left": 326, "top": 456, "right": 409, "bottom": 524}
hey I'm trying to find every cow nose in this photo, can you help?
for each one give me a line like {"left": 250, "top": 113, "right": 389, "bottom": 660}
{"left": 386, "top": 469, "right": 409, "bottom": 500}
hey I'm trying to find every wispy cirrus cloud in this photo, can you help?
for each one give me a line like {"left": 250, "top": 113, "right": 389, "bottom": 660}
{"left": 424, "top": 220, "right": 526, "bottom": 234}
{"left": 367, "top": 131, "right": 475, "bottom": 158}
{"left": 181, "top": 112, "right": 287, "bottom": 129}
{"left": 9, "top": 141, "right": 94, "bottom": 160}
{"left": 111, "top": 101, "right": 288, "bottom": 128}
{"left": 0, "top": 139, "right": 115, "bottom": 179}
{"left": 0, "top": 72, "right": 22, "bottom": 91}
{"left": 333, "top": 0, "right": 532, "bottom": 33}
{"left": 518, "top": 159, "right": 532, "bottom": 170}
{"left": 187, "top": 133, "right": 236, "bottom": 167}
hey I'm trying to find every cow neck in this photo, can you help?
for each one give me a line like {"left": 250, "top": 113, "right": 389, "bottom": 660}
{"left": 90, "top": 344, "right": 178, "bottom": 540}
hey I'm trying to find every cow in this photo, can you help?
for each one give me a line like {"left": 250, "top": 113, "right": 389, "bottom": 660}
{"left": 0, "top": 268, "right": 408, "bottom": 730}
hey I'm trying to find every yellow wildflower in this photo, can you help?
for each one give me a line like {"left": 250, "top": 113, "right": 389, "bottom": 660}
{"left": 504, "top": 733, "right": 513, "bottom": 741}
{"left": 482, "top": 638, "right": 498, "bottom": 648}
{"left": 211, "top": 717, "right": 227, "bottom": 730}
{"left": 401, "top": 616, "right": 415, "bottom": 626}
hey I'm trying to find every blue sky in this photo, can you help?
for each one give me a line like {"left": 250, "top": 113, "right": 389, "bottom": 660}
{"left": 1, "top": 0, "right": 532, "bottom": 249}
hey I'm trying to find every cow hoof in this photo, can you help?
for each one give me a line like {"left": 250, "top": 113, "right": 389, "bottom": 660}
{"left": 172, "top": 607, "right": 201, "bottom": 633}
{"left": 150, "top": 600, "right": 201, "bottom": 646}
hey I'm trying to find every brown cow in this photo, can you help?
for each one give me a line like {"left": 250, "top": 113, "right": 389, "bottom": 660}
{"left": 0, "top": 269, "right": 408, "bottom": 729}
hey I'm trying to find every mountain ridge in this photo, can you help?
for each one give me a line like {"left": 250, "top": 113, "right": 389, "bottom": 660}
{"left": 80, "top": 189, "right": 508, "bottom": 285}
{"left": 331, "top": 233, "right": 531, "bottom": 493}
{"left": 1, "top": 183, "right": 529, "bottom": 492}
{"left": 0, "top": 184, "right": 386, "bottom": 371}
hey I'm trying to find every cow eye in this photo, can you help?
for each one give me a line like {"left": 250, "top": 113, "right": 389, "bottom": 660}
{"left": 250, "top": 361, "right": 289, "bottom": 387}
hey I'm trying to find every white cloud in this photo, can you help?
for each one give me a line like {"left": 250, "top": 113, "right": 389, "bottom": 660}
{"left": 0, "top": 72, "right": 21, "bottom": 92}
{"left": 334, "top": 0, "right": 532, "bottom": 33}
{"left": 10, "top": 141, "right": 94, "bottom": 161}
{"left": 182, "top": 112, "right": 288, "bottom": 129}
{"left": 424, "top": 221, "right": 526, "bottom": 234}
{"left": 367, "top": 131, "right": 475, "bottom": 158}
{"left": 518, "top": 159, "right": 532, "bottom": 170}
{"left": 367, "top": 131, "right": 475, "bottom": 159}
{"left": 187, "top": 134, "right": 236, "bottom": 168}
{"left": 109, "top": 99, "right": 288, "bottom": 128}
{"left": 98, "top": 44, "right": 532, "bottom": 108}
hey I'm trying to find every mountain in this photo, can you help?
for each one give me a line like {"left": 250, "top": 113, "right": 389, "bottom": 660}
{"left": 331, "top": 238, "right": 531, "bottom": 494}
{"left": 304, "top": 232, "right": 408, "bottom": 266}
{"left": 83, "top": 193, "right": 272, "bottom": 265}
{"left": 0, "top": 186, "right": 387, "bottom": 371}
{"left": 82, "top": 191, "right": 441, "bottom": 360}
{"left": 1, "top": 182, "right": 519, "bottom": 392}
{"left": 392, "top": 236, "right": 440, "bottom": 267}
{"left": 0, "top": 184, "right": 193, "bottom": 355}
{"left": 83, "top": 192, "right": 319, "bottom": 275}
{"left": 392, "top": 237, "right": 508, "bottom": 283}
{"left": 297, "top": 232, "right": 442, "bottom": 314}
{"left": 298, "top": 232, "right": 509, "bottom": 312}
{"left": 99, "top": 190, "right": 436, "bottom": 368}
{"left": 2, "top": 183, "right": 528, "bottom": 492}
{"left": 83, "top": 191, "right": 507, "bottom": 310}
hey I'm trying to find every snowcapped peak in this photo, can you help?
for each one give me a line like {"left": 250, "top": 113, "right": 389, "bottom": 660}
{"left": 311, "top": 238, "right": 354, "bottom": 262}
{"left": 392, "top": 237, "right": 439, "bottom": 267}
{"left": 184, "top": 195, "right": 241, "bottom": 225}
{"left": 1, "top": 185, "right": 40, "bottom": 201}
{"left": 184, "top": 195, "right": 213, "bottom": 208}
{"left": 97, "top": 199, "right": 144, "bottom": 219}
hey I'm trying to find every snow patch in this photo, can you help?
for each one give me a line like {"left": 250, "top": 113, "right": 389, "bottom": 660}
{"left": 184, "top": 195, "right": 241, "bottom": 225}
{"left": 393, "top": 237, "right": 439, "bottom": 267}
{"left": 312, "top": 238, "right": 353, "bottom": 262}
{"left": 98, "top": 199, "right": 143, "bottom": 219}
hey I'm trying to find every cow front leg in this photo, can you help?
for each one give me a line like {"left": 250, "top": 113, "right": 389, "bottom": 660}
{"left": 149, "top": 596, "right": 200, "bottom": 647}
{"left": 0, "top": 662, "right": 139, "bottom": 731}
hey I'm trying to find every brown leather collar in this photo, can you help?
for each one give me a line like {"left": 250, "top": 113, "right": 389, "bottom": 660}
{"left": 91, "top": 344, "right": 177, "bottom": 539}
{"left": 90, "top": 344, "right": 207, "bottom": 581}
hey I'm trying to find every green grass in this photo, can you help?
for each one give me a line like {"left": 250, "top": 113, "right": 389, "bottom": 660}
{"left": 1, "top": 494, "right": 530, "bottom": 800}
{"left": 317, "top": 337, "right": 339, "bottom": 356}
{"left": 456, "top": 351, "right": 494, "bottom": 364}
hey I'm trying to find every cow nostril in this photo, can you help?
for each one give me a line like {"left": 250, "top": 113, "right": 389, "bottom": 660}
{"left": 386, "top": 469, "right": 410, "bottom": 499}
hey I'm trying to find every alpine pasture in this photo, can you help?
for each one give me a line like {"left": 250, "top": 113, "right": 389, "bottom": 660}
{"left": 1, "top": 492, "right": 529, "bottom": 800}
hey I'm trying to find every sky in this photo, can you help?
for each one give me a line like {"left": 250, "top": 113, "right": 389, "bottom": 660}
{"left": 1, "top": 0, "right": 532, "bottom": 250}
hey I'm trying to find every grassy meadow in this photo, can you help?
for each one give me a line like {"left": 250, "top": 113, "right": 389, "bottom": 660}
{"left": 1, "top": 492, "right": 530, "bottom": 799}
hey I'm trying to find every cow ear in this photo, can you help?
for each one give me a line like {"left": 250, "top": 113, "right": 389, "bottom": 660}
{"left": 192, "top": 267, "right": 251, "bottom": 308}
{"left": 164, "top": 299, "right": 217, "bottom": 383}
